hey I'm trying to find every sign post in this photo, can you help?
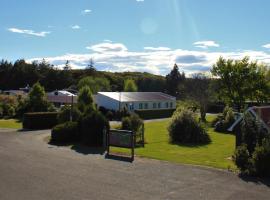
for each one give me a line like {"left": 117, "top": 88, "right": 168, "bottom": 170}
{"left": 107, "top": 129, "right": 135, "bottom": 160}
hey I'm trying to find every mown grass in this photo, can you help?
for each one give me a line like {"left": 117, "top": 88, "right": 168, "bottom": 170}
{"left": 0, "top": 119, "right": 22, "bottom": 129}
{"left": 111, "top": 115, "right": 236, "bottom": 170}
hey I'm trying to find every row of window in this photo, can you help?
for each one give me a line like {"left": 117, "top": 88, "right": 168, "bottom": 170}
{"left": 138, "top": 102, "right": 173, "bottom": 110}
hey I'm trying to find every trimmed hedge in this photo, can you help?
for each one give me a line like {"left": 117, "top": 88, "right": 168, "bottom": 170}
{"left": 51, "top": 122, "right": 78, "bottom": 143}
{"left": 135, "top": 109, "right": 175, "bottom": 120}
{"left": 23, "top": 112, "right": 58, "bottom": 130}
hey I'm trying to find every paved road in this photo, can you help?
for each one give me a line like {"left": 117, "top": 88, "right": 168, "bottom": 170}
{"left": 0, "top": 129, "right": 270, "bottom": 200}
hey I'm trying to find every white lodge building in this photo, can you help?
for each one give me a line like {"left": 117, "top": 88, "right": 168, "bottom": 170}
{"left": 95, "top": 92, "right": 176, "bottom": 112}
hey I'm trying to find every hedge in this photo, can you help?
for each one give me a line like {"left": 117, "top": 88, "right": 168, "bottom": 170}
{"left": 51, "top": 122, "right": 78, "bottom": 143}
{"left": 23, "top": 112, "right": 58, "bottom": 130}
{"left": 135, "top": 109, "right": 175, "bottom": 120}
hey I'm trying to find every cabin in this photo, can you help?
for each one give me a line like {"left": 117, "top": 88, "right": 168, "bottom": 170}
{"left": 95, "top": 92, "right": 176, "bottom": 112}
{"left": 47, "top": 90, "right": 77, "bottom": 107}
{"left": 228, "top": 106, "right": 270, "bottom": 146}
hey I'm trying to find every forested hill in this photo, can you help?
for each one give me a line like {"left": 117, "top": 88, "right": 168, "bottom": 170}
{"left": 0, "top": 59, "right": 166, "bottom": 92}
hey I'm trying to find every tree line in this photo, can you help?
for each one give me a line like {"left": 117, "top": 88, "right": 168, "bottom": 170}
{"left": 0, "top": 57, "right": 269, "bottom": 117}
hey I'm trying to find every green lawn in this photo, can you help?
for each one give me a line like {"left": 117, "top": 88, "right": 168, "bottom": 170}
{"left": 0, "top": 119, "right": 22, "bottom": 129}
{"left": 111, "top": 115, "right": 236, "bottom": 170}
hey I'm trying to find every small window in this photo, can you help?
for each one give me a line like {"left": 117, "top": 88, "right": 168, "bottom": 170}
{"left": 170, "top": 102, "right": 173, "bottom": 108}
{"left": 139, "top": 103, "right": 143, "bottom": 109}
{"left": 166, "top": 102, "right": 169, "bottom": 108}
{"left": 144, "top": 103, "right": 148, "bottom": 109}
{"left": 153, "top": 103, "right": 157, "bottom": 109}
{"left": 158, "top": 102, "right": 161, "bottom": 108}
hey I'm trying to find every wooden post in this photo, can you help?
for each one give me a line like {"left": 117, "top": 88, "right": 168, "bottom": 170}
{"left": 131, "top": 131, "right": 134, "bottom": 161}
{"left": 142, "top": 123, "right": 145, "bottom": 147}
{"left": 107, "top": 129, "right": 110, "bottom": 156}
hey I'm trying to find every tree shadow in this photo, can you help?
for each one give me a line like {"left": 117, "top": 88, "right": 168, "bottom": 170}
{"left": 105, "top": 153, "right": 134, "bottom": 163}
{"left": 170, "top": 140, "right": 212, "bottom": 148}
{"left": 238, "top": 174, "right": 270, "bottom": 187}
{"left": 71, "top": 144, "right": 105, "bottom": 155}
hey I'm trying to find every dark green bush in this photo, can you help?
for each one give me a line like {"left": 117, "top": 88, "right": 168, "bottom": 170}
{"left": 80, "top": 111, "right": 109, "bottom": 146}
{"left": 233, "top": 144, "right": 250, "bottom": 173}
{"left": 23, "top": 112, "right": 58, "bottom": 130}
{"left": 135, "top": 109, "right": 175, "bottom": 120}
{"left": 58, "top": 106, "right": 82, "bottom": 124}
{"left": 233, "top": 113, "right": 270, "bottom": 177}
{"left": 252, "top": 138, "right": 270, "bottom": 177}
{"left": 168, "top": 109, "right": 210, "bottom": 144}
{"left": 51, "top": 122, "right": 79, "bottom": 143}
{"left": 122, "top": 114, "right": 144, "bottom": 133}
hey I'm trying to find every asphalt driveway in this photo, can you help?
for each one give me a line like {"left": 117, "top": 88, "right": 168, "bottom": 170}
{"left": 0, "top": 129, "right": 269, "bottom": 200}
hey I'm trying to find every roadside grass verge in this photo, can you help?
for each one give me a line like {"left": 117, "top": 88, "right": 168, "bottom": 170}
{"left": 111, "top": 115, "right": 236, "bottom": 170}
{"left": 0, "top": 119, "right": 22, "bottom": 129}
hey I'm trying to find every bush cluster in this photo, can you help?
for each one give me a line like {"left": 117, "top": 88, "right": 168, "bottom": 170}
{"left": 23, "top": 112, "right": 58, "bottom": 129}
{"left": 214, "top": 106, "right": 236, "bottom": 133}
{"left": 57, "top": 106, "right": 82, "bottom": 124}
{"left": 51, "top": 122, "right": 79, "bottom": 143}
{"left": 0, "top": 95, "right": 17, "bottom": 118}
{"left": 50, "top": 86, "right": 109, "bottom": 147}
{"left": 122, "top": 114, "right": 144, "bottom": 134}
{"left": 168, "top": 108, "right": 210, "bottom": 144}
{"left": 233, "top": 113, "right": 270, "bottom": 177}
{"left": 98, "top": 106, "right": 130, "bottom": 120}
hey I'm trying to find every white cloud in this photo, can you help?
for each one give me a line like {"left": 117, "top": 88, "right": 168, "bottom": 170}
{"left": 193, "top": 40, "right": 220, "bottom": 49}
{"left": 71, "top": 25, "right": 80, "bottom": 29}
{"left": 136, "top": 0, "right": 144, "bottom": 2}
{"left": 263, "top": 44, "right": 270, "bottom": 49}
{"left": 7, "top": 28, "right": 50, "bottom": 37}
{"left": 27, "top": 42, "right": 270, "bottom": 76}
{"left": 86, "top": 42, "right": 128, "bottom": 52}
{"left": 82, "top": 9, "right": 91, "bottom": 14}
{"left": 144, "top": 47, "right": 171, "bottom": 51}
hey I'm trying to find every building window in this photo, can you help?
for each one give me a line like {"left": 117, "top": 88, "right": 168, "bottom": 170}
{"left": 139, "top": 103, "right": 143, "bottom": 109}
{"left": 144, "top": 103, "right": 148, "bottom": 109}
{"left": 166, "top": 102, "right": 169, "bottom": 108}
{"left": 170, "top": 102, "right": 173, "bottom": 108}
{"left": 158, "top": 102, "right": 161, "bottom": 108}
{"left": 153, "top": 103, "right": 157, "bottom": 109}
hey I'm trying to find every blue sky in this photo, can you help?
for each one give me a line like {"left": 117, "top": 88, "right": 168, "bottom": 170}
{"left": 1, "top": 0, "right": 270, "bottom": 75}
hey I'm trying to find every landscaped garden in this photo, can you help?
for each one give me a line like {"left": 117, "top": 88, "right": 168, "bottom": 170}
{"left": 111, "top": 114, "right": 236, "bottom": 170}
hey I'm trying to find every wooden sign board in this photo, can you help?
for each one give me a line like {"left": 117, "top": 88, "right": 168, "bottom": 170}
{"left": 107, "top": 129, "right": 135, "bottom": 160}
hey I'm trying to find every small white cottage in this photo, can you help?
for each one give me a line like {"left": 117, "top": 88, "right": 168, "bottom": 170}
{"left": 95, "top": 92, "right": 176, "bottom": 112}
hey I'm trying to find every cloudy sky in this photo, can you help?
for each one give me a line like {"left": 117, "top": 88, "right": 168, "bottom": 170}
{"left": 1, "top": 0, "right": 270, "bottom": 75}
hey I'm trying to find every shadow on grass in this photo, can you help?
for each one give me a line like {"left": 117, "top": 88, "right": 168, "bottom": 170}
{"left": 170, "top": 140, "right": 212, "bottom": 148}
{"left": 105, "top": 153, "right": 134, "bottom": 163}
{"left": 239, "top": 174, "right": 270, "bottom": 187}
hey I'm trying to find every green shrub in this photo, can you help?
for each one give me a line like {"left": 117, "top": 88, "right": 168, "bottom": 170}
{"left": 252, "top": 138, "right": 270, "bottom": 177}
{"left": 58, "top": 106, "right": 82, "bottom": 124}
{"left": 135, "top": 109, "right": 175, "bottom": 120}
{"left": 122, "top": 114, "right": 144, "bottom": 133}
{"left": 168, "top": 109, "right": 210, "bottom": 144}
{"left": 23, "top": 112, "right": 58, "bottom": 130}
{"left": 51, "top": 122, "right": 79, "bottom": 143}
{"left": 7, "top": 106, "right": 15, "bottom": 118}
{"left": 214, "top": 106, "right": 235, "bottom": 133}
{"left": 233, "top": 144, "right": 251, "bottom": 173}
{"left": 80, "top": 111, "right": 109, "bottom": 146}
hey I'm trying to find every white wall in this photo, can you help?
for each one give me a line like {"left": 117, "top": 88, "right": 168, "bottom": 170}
{"left": 95, "top": 93, "right": 120, "bottom": 110}
{"left": 95, "top": 93, "right": 176, "bottom": 111}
